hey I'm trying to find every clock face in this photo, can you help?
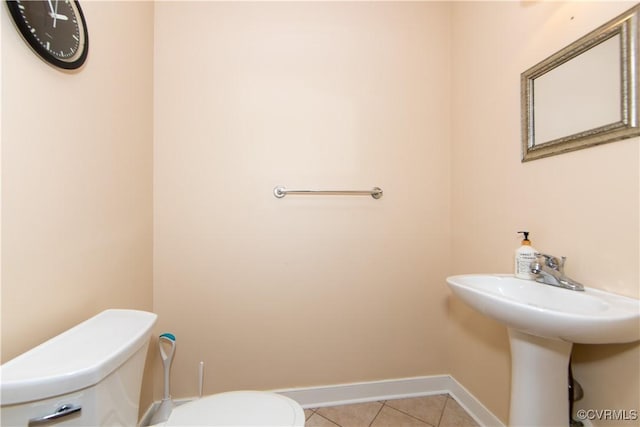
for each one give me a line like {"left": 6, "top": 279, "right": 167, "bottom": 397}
{"left": 6, "top": 0, "right": 88, "bottom": 69}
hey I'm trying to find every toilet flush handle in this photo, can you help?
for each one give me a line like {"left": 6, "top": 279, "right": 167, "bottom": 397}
{"left": 28, "top": 404, "right": 82, "bottom": 426}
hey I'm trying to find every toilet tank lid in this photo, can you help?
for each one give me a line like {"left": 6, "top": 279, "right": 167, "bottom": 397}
{"left": 0, "top": 309, "right": 157, "bottom": 405}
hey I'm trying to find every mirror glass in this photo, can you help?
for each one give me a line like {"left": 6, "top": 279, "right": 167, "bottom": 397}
{"left": 521, "top": 5, "right": 639, "bottom": 162}
{"left": 533, "top": 35, "right": 621, "bottom": 144}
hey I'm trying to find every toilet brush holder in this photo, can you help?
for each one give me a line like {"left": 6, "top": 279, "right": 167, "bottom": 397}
{"left": 149, "top": 333, "right": 176, "bottom": 425}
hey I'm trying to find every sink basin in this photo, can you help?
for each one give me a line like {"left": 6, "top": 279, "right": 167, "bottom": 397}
{"left": 447, "top": 274, "right": 640, "bottom": 344}
{"left": 447, "top": 274, "right": 640, "bottom": 426}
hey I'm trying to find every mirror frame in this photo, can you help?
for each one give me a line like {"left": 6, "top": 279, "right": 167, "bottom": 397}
{"left": 521, "top": 5, "right": 639, "bottom": 162}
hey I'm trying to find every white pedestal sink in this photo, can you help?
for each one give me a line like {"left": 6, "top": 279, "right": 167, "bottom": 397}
{"left": 446, "top": 274, "right": 640, "bottom": 427}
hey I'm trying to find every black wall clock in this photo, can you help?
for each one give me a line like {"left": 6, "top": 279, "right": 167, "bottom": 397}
{"left": 6, "top": 0, "right": 88, "bottom": 70}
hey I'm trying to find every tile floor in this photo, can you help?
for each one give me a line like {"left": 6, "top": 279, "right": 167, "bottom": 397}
{"left": 304, "top": 394, "right": 480, "bottom": 427}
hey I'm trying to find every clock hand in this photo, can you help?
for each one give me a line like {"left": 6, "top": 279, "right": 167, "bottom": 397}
{"left": 53, "top": 0, "right": 59, "bottom": 28}
{"left": 48, "top": 0, "right": 59, "bottom": 28}
{"left": 46, "top": 0, "right": 58, "bottom": 28}
{"left": 48, "top": 13, "right": 69, "bottom": 21}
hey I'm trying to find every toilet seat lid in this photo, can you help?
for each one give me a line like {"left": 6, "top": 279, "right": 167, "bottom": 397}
{"left": 165, "top": 391, "right": 305, "bottom": 426}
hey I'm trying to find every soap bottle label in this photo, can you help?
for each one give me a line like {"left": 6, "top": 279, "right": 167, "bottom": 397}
{"left": 516, "top": 252, "right": 536, "bottom": 280}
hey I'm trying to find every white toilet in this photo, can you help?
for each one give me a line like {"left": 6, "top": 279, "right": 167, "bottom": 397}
{"left": 152, "top": 391, "right": 305, "bottom": 426}
{"left": 0, "top": 309, "right": 305, "bottom": 427}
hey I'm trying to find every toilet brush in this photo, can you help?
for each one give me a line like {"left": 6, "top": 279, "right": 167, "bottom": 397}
{"left": 149, "top": 333, "right": 176, "bottom": 425}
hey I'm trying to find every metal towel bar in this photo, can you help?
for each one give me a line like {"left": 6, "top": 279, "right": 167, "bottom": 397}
{"left": 273, "top": 186, "right": 383, "bottom": 199}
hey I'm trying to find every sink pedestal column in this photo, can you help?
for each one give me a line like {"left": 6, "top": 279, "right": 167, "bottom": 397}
{"left": 508, "top": 329, "right": 573, "bottom": 427}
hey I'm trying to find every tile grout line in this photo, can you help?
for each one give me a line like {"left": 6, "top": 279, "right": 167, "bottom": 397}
{"left": 316, "top": 411, "right": 342, "bottom": 427}
{"left": 382, "top": 400, "right": 439, "bottom": 427}
{"left": 435, "top": 395, "right": 453, "bottom": 427}
{"left": 366, "top": 401, "right": 386, "bottom": 427}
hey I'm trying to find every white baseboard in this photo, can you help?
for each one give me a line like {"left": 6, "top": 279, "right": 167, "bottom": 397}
{"left": 274, "top": 375, "right": 451, "bottom": 408}
{"left": 140, "top": 375, "right": 505, "bottom": 427}
{"left": 139, "top": 402, "right": 158, "bottom": 427}
{"left": 443, "top": 376, "right": 506, "bottom": 427}
{"left": 139, "top": 398, "right": 193, "bottom": 427}
{"left": 275, "top": 375, "right": 505, "bottom": 427}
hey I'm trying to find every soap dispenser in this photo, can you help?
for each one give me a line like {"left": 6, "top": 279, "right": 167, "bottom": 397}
{"left": 515, "top": 231, "right": 537, "bottom": 280}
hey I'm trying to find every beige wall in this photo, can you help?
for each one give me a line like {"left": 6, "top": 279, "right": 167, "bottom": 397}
{"left": 2, "top": 1, "right": 638, "bottom": 426}
{"left": 1, "top": 0, "right": 154, "bottom": 411}
{"left": 450, "top": 1, "right": 639, "bottom": 424}
{"left": 153, "top": 1, "right": 452, "bottom": 398}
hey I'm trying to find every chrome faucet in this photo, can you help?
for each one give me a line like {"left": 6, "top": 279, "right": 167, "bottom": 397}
{"left": 529, "top": 253, "right": 585, "bottom": 291}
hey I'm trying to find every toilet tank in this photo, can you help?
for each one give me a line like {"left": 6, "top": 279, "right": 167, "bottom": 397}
{"left": 0, "top": 309, "right": 157, "bottom": 426}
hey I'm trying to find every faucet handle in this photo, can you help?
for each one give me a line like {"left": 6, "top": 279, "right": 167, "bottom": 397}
{"left": 529, "top": 259, "right": 543, "bottom": 274}
{"left": 536, "top": 253, "right": 561, "bottom": 270}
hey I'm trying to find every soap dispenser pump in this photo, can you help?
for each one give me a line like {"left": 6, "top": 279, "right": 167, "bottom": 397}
{"left": 515, "top": 231, "right": 537, "bottom": 280}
